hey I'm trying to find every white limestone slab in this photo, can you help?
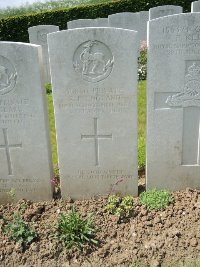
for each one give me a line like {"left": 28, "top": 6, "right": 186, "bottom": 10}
{"left": 191, "top": 1, "right": 200, "bottom": 12}
{"left": 48, "top": 28, "right": 139, "bottom": 199}
{"left": 28, "top": 25, "right": 59, "bottom": 83}
{"left": 149, "top": 5, "right": 183, "bottom": 20}
{"left": 0, "top": 42, "right": 53, "bottom": 203}
{"left": 146, "top": 13, "right": 200, "bottom": 192}
{"left": 108, "top": 12, "right": 148, "bottom": 42}
{"left": 108, "top": 12, "right": 140, "bottom": 30}
{"left": 67, "top": 18, "right": 108, "bottom": 29}
{"left": 140, "top": 11, "right": 149, "bottom": 41}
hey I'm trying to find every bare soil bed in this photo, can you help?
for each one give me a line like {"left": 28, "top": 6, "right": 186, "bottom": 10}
{"left": 0, "top": 177, "right": 200, "bottom": 267}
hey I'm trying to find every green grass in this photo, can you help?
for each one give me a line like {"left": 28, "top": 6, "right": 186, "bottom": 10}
{"left": 138, "top": 80, "right": 146, "bottom": 170}
{"left": 47, "top": 94, "right": 57, "bottom": 166}
{"left": 56, "top": 207, "right": 98, "bottom": 249}
{"left": 46, "top": 80, "right": 146, "bottom": 169}
{"left": 139, "top": 189, "right": 174, "bottom": 210}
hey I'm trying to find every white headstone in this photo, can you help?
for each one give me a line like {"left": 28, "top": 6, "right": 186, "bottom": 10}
{"left": 28, "top": 25, "right": 59, "bottom": 83}
{"left": 191, "top": 1, "right": 200, "bottom": 12}
{"left": 0, "top": 42, "right": 53, "bottom": 203}
{"left": 147, "top": 13, "right": 200, "bottom": 191}
{"left": 48, "top": 28, "right": 139, "bottom": 199}
{"left": 149, "top": 5, "right": 183, "bottom": 20}
{"left": 67, "top": 18, "right": 108, "bottom": 29}
{"left": 140, "top": 11, "right": 149, "bottom": 41}
{"left": 108, "top": 12, "right": 140, "bottom": 30}
{"left": 108, "top": 12, "right": 149, "bottom": 42}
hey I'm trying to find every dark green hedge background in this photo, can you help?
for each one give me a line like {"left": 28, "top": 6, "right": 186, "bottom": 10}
{"left": 0, "top": 0, "right": 193, "bottom": 42}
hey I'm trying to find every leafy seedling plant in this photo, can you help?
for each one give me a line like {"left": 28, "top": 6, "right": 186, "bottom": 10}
{"left": 106, "top": 195, "right": 134, "bottom": 220}
{"left": 4, "top": 212, "right": 37, "bottom": 249}
{"left": 56, "top": 206, "right": 98, "bottom": 250}
{"left": 139, "top": 189, "right": 174, "bottom": 210}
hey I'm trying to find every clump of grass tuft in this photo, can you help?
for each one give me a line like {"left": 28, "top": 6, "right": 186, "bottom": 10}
{"left": 139, "top": 189, "right": 174, "bottom": 210}
{"left": 56, "top": 207, "right": 98, "bottom": 249}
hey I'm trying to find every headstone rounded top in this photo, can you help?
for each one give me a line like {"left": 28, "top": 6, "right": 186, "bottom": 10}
{"left": 28, "top": 25, "right": 59, "bottom": 44}
{"left": 109, "top": 12, "right": 139, "bottom": 16}
{"left": 149, "top": 5, "right": 183, "bottom": 20}
{"left": 48, "top": 27, "right": 137, "bottom": 39}
{"left": 191, "top": 0, "right": 200, "bottom": 12}
{"left": 67, "top": 18, "right": 108, "bottom": 29}
{"left": 28, "top": 25, "right": 59, "bottom": 29}
{"left": 149, "top": 12, "right": 199, "bottom": 24}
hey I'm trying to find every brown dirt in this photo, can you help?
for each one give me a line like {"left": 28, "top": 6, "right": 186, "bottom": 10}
{"left": 0, "top": 177, "right": 200, "bottom": 267}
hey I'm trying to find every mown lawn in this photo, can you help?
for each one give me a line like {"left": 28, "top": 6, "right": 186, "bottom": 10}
{"left": 47, "top": 80, "right": 146, "bottom": 170}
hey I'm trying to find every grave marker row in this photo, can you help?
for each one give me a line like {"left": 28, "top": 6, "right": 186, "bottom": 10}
{"left": 27, "top": 5, "right": 185, "bottom": 84}
{"left": 1, "top": 11, "right": 200, "bottom": 204}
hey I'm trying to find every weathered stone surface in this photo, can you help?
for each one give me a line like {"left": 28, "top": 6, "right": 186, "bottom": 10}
{"left": 146, "top": 13, "right": 200, "bottom": 191}
{"left": 28, "top": 25, "right": 59, "bottom": 83}
{"left": 108, "top": 12, "right": 140, "bottom": 30}
{"left": 48, "top": 28, "right": 139, "bottom": 199}
{"left": 149, "top": 5, "right": 183, "bottom": 20}
{"left": 108, "top": 11, "right": 149, "bottom": 42}
{"left": 67, "top": 18, "right": 108, "bottom": 29}
{"left": 140, "top": 11, "right": 149, "bottom": 41}
{"left": 191, "top": 1, "right": 200, "bottom": 12}
{"left": 108, "top": 11, "right": 149, "bottom": 41}
{"left": 0, "top": 42, "right": 53, "bottom": 203}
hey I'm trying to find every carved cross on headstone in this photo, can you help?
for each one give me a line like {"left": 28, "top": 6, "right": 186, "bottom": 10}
{"left": 154, "top": 62, "right": 200, "bottom": 165}
{"left": 0, "top": 128, "right": 22, "bottom": 175}
{"left": 81, "top": 118, "right": 112, "bottom": 166}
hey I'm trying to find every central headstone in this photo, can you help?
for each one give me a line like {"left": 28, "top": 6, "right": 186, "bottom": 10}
{"left": 149, "top": 5, "right": 183, "bottom": 20}
{"left": 67, "top": 18, "right": 108, "bottom": 29}
{"left": 147, "top": 13, "right": 200, "bottom": 191}
{"left": 48, "top": 28, "right": 139, "bottom": 199}
{"left": 0, "top": 42, "right": 53, "bottom": 203}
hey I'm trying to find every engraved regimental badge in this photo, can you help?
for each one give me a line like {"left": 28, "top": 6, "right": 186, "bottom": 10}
{"left": 0, "top": 56, "right": 17, "bottom": 95}
{"left": 73, "top": 40, "right": 114, "bottom": 83}
{"left": 37, "top": 29, "right": 48, "bottom": 44}
{"left": 166, "top": 62, "right": 200, "bottom": 107}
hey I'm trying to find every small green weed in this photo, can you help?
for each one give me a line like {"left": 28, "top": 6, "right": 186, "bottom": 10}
{"left": 4, "top": 212, "right": 37, "bottom": 248}
{"left": 138, "top": 136, "right": 145, "bottom": 170}
{"left": 139, "top": 189, "right": 174, "bottom": 210}
{"left": 45, "top": 83, "right": 52, "bottom": 94}
{"left": 56, "top": 207, "right": 98, "bottom": 249}
{"left": 18, "top": 200, "right": 28, "bottom": 214}
{"left": 105, "top": 195, "right": 134, "bottom": 219}
{"left": 7, "top": 188, "right": 16, "bottom": 201}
